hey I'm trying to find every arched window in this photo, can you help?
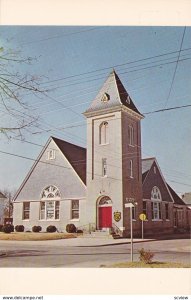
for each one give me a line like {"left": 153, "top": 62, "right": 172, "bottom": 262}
{"left": 40, "top": 185, "right": 61, "bottom": 220}
{"left": 151, "top": 186, "right": 162, "bottom": 201}
{"left": 151, "top": 186, "right": 162, "bottom": 220}
{"left": 100, "top": 121, "right": 109, "bottom": 145}
{"left": 98, "top": 196, "right": 112, "bottom": 206}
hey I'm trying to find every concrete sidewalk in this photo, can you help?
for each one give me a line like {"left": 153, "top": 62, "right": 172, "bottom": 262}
{"left": 0, "top": 236, "right": 153, "bottom": 247}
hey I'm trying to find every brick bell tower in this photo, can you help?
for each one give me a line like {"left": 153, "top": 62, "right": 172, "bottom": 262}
{"left": 83, "top": 69, "right": 144, "bottom": 237}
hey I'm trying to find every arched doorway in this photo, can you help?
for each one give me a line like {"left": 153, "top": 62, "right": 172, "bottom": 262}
{"left": 97, "top": 196, "right": 112, "bottom": 229}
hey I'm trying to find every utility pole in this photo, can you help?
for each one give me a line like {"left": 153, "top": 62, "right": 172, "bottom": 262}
{"left": 125, "top": 198, "right": 137, "bottom": 262}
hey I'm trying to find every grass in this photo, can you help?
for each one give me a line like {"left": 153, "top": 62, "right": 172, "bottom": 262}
{"left": 100, "top": 261, "right": 191, "bottom": 268}
{"left": 0, "top": 232, "right": 77, "bottom": 241}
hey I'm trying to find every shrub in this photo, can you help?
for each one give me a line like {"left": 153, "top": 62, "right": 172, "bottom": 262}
{"left": 15, "top": 225, "right": 25, "bottom": 232}
{"left": 3, "top": 224, "right": 14, "bottom": 234}
{"left": 32, "top": 225, "right": 42, "bottom": 233}
{"left": 66, "top": 224, "right": 77, "bottom": 233}
{"left": 46, "top": 225, "right": 57, "bottom": 233}
{"left": 0, "top": 224, "right": 4, "bottom": 232}
{"left": 138, "top": 248, "right": 154, "bottom": 264}
{"left": 76, "top": 229, "right": 83, "bottom": 234}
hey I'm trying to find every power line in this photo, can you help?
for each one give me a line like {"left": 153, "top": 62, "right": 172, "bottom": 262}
{"left": 0, "top": 149, "right": 122, "bottom": 182}
{"left": 1, "top": 148, "right": 190, "bottom": 190}
{"left": 164, "top": 27, "right": 187, "bottom": 108}
{"left": 144, "top": 104, "right": 191, "bottom": 115}
{"left": 29, "top": 102, "right": 191, "bottom": 137}
{"left": 27, "top": 56, "right": 191, "bottom": 117}
{"left": 19, "top": 27, "right": 104, "bottom": 46}
{"left": 168, "top": 180, "right": 191, "bottom": 188}
{"left": 32, "top": 54, "right": 191, "bottom": 112}
{"left": 40, "top": 47, "right": 191, "bottom": 86}
{"left": 38, "top": 57, "right": 191, "bottom": 95}
{"left": 11, "top": 128, "right": 191, "bottom": 181}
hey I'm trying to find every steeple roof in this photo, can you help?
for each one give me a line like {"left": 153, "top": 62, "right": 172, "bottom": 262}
{"left": 84, "top": 69, "right": 143, "bottom": 117}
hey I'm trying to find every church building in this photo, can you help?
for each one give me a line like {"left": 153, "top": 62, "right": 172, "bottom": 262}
{"left": 13, "top": 70, "right": 188, "bottom": 237}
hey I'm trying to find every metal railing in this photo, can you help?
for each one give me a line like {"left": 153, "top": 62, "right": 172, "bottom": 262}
{"left": 110, "top": 223, "right": 123, "bottom": 237}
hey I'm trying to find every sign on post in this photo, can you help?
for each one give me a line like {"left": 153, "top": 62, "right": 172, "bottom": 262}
{"left": 139, "top": 213, "right": 146, "bottom": 221}
{"left": 139, "top": 213, "right": 146, "bottom": 239}
{"left": 125, "top": 203, "right": 134, "bottom": 208}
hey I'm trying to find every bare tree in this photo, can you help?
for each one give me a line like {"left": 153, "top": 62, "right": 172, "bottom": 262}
{"left": 1, "top": 188, "right": 16, "bottom": 218}
{"left": 0, "top": 46, "right": 48, "bottom": 138}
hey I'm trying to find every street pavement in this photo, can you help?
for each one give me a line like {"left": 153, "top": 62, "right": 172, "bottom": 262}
{"left": 0, "top": 237, "right": 190, "bottom": 267}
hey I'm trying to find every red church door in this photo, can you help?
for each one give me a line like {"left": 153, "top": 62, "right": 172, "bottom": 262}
{"left": 98, "top": 206, "right": 112, "bottom": 229}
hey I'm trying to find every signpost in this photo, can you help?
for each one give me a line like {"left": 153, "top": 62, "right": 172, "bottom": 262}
{"left": 125, "top": 199, "right": 137, "bottom": 262}
{"left": 139, "top": 213, "right": 146, "bottom": 239}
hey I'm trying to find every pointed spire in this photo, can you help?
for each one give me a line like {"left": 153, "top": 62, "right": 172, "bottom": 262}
{"left": 84, "top": 70, "right": 143, "bottom": 118}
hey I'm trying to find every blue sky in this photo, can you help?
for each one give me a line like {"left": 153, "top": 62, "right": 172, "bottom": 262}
{"left": 0, "top": 26, "right": 191, "bottom": 195}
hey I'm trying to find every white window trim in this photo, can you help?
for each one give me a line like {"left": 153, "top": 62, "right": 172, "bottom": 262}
{"left": 151, "top": 186, "right": 162, "bottom": 221}
{"left": 40, "top": 200, "right": 60, "bottom": 221}
{"left": 23, "top": 202, "right": 30, "bottom": 220}
{"left": 151, "top": 201, "right": 162, "bottom": 220}
{"left": 129, "top": 125, "right": 134, "bottom": 146}
{"left": 130, "top": 160, "right": 133, "bottom": 178}
{"left": 46, "top": 149, "right": 56, "bottom": 160}
{"left": 71, "top": 200, "right": 80, "bottom": 220}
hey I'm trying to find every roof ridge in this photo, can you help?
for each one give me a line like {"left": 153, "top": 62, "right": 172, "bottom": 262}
{"left": 51, "top": 136, "right": 86, "bottom": 150}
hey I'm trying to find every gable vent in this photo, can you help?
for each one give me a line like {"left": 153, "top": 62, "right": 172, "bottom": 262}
{"left": 101, "top": 93, "right": 110, "bottom": 102}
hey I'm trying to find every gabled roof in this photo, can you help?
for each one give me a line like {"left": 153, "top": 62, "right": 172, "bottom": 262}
{"left": 84, "top": 69, "right": 143, "bottom": 117}
{"left": 141, "top": 157, "right": 185, "bottom": 205}
{"left": 0, "top": 192, "right": 6, "bottom": 199}
{"left": 52, "top": 137, "right": 86, "bottom": 185}
{"left": 13, "top": 137, "right": 87, "bottom": 201}
{"left": 142, "top": 157, "right": 155, "bottom": 175}
{"left": 167, "top": 184, "right": 186, "bottom": 206}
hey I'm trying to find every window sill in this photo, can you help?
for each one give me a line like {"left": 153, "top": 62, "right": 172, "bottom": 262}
{"left": 129, "top": 144, "right": 135, "bottom": 147}
{"left": 102, "top": 175, "right": 108, "bottom": 178}
{"left": 70, "top": 219, "right": 80, "bottom": 222}
{"left": 22, "top": 219, "right": 30, "bottom": 221}
{"left": 151, "top": 219, "right": 162, "bottom": 221}
{"left": 99, "top": 143, "right": 109, "bottom": 146}
{"left": 39, "top": 219, "right": 60, "bottom": 221}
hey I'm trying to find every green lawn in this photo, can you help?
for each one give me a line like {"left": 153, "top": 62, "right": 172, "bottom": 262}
{"left": 100, "top": 261, "right": 191, "bottom": 268}
{"left": 0, "top": 232, "right": 76, "bottom": 241}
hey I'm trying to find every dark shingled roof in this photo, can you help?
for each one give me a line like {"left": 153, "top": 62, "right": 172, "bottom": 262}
{"left": 52, "top": 138, "right": 183, "bottom": 203}
{"left": 114, "top": 71, "right": 142, "bottom": 115}
{"left": 84, "top": 70, "right": 143, "bottom": 117}
{"left": 52, "top": 137, "right": 86, "bottom": 185}
{"left": 167, "top": 184, "right": 186, "bottom": 205}
{"left": 142, "top": 170, "right": 149, "bottom": 183}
